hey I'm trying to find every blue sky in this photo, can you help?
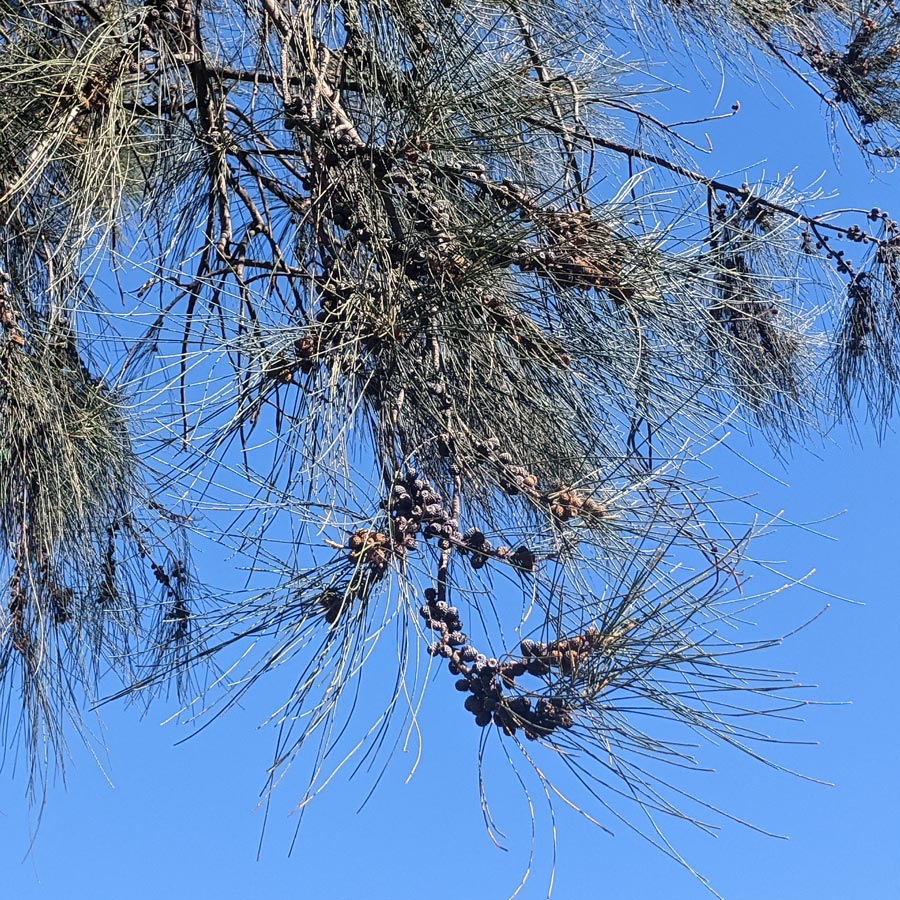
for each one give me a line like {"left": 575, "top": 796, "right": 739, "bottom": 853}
{"left": 2, "top": 25, "right": 900, "bottom": 900}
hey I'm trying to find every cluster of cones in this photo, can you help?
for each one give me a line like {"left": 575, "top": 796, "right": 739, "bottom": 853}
{"left": 420, "top": 588, "right": 468, "bottom": 658}
{"left": 0, "top": 275, "right": 23, "bottom": 348}
{"left": 516, "top": 210, "right": 629, "bottom": 297}
{"left": 462, "top": 674, "right": 574, "bottom": 739}
{"left": 475, "top": 439, "right": 609, "bottom": 526}
{"left": 346, "top": 529, "right": 392, "bottom": 576}
{"left": 501, "top": 463, "right": 540, "bottom": 499}
{"left": 547, "top": 487, "right": 606, "bottom": 523}
{"left": 421, "top": 595, "right": 607, "bottom": 739}
{"left": 266, "top": 333, "right": 322, "bottom": 385}
{"left": 520, "top": 628, "right": 610, "bottom": 676}
{"left": 324, "top": 473, "right": 465, "bottom": 624}
{"left": 389, "top": 472, "right": 462, "bottom": 548}
{"left": 342, "top": 474, "right": 460, "bottom": 577}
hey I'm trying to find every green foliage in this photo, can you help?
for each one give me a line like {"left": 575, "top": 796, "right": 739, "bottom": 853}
{"left": 0, "top": 0, "right": 898, "bottom": 888}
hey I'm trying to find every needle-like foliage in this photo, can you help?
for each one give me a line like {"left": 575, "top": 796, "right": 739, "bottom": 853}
{"left": 1, "top": 0, "right": 898, "bottom": 890}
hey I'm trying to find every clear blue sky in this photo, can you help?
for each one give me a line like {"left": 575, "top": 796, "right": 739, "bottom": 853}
{"left": 2, "top": 31, "right": 899, "bottom": 900}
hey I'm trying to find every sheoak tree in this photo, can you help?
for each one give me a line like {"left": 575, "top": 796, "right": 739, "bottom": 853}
{"left": 1, "top": 0, "right": 898, "bottom": 890}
